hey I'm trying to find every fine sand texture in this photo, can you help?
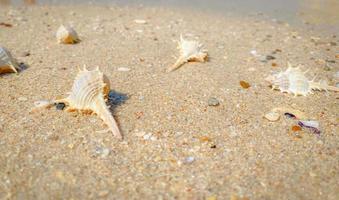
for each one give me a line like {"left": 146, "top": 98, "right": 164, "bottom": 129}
{"left": 0, "top": 5, "right": 338, "bottom": 200}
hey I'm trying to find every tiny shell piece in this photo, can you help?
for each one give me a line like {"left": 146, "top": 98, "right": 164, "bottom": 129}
{"left": 0, "top": 46, "right": 18, "bottom": 74}
{"left": 264, "top": 111, "right": 280, "bottom": 121}
{"left": 168, "top": 35, "right": 208, "bottom": 72}
{"left": 56, "top": 67, "right": 122, "bottom": 139}
{"left": 56, "top": 25, "right": 80, "bottom": 44}
{"left": 134, "top": 19, "right": 147, "bottom": 24}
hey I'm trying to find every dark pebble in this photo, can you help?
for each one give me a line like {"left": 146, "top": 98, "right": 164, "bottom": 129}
{"left": 266, "top": 55, "right": 276, "bottom": 60}
{"left": 284, "top": 113, "right": 296, "bottom": 119}
{"left": 208, "top": 97, "right": 220, "bottom": 106}
{"left": 210, "top": 145, "right": 217, "bottom": 149}
{"left": 56, "top": 103, "right": 66, "bottom": 110}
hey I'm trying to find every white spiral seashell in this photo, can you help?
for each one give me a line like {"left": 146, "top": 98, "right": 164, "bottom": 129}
{"left": 0, "top": 46, "right": 18, "bottom": 74}
{"left": 267, "top": 62, "right": 339, "bottom": 96}
{"left": 56, "top": 25, "right": 80, "bottom": 44}
{"left": 168, "top": 35, "right": 208, "bottom": 72}
{"left": 58, "top": 67, "right": 122, "bottom": 139}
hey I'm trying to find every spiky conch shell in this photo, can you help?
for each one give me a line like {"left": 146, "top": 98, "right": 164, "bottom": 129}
{"left": 266, "top": 62, "right": 339, "bottom": 96}
{"left": 167, "top": 35, "right": 208, "bottom": 72}
{"left": 0, "top": 46, "right": 18, "bottom": 74}
{"left": 56, "top": 25, "right": 80, "bottom": 44}
{"left": 56, "top": 67, "right": 122, "bottom": 139}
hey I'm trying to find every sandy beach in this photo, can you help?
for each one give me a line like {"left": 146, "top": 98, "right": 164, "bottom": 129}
{"left": 0, "top": 4, "right": 338, "bottom": 200}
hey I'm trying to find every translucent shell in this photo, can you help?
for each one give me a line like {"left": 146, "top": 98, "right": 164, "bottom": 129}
{"left": 0, "top": 47, "right": 18, "bottom": 74}
{"left": 266, "top": 63, "right": 339, "bottom": 96}
{"left": 167, "top": 35, "right": 208, "bottom": 72}
{"left": 57, "top": 67, "right": 122, "bottom": 139}
{"left": 56, "top": 25, "right": 80, "bottom": 44}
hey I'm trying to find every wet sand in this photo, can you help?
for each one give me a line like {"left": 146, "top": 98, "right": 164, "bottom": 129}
{"left": 0, "top": 5, "right": 338, "bottom": 200}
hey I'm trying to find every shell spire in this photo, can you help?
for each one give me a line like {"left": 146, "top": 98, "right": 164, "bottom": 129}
{"left": 56, "top": 25, "right": 80, "bottom": 44}
{"left": 167, "top": 35, "right": 208, "bottom": 72}
{"left": 0, "top": 46, "right": 19, "bottom": 74}
{"left": 266, "top": 62, "right": 339, "bottom": 96}
{"left": 57, "top": 68, "right": 122, "bottom": 139}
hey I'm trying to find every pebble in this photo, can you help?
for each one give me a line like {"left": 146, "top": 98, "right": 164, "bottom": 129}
{"left": 135, "top": 131, "right": 146, "bottom": 137}
{"left": 56, "top": 103, "right": 65, "bottom": 110}
{"left": 95, "top": 147, "right": 110, "bottom": 158}
{"left": 264, "top": 111, "right": 280, "bottom": 121}
{"left": 208, "top": 97, "right": 220, "bottom": 106}
{"left": 184, "top": 156, "right": 195, "bottom": 164}
{"left": 266, "top": 55, "right": 276, "bottom": 60}
{"left": 117, "top": 67, "right": 131, "bottom": 72}
{"left": 239, "top": 81, "right": 250, "bottom": 89}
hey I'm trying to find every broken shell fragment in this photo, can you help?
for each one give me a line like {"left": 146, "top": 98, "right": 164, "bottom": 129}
{"left": 56, "top": 25, "right": 80, "bottom": 44}
{"left": 168, "top": 35, "right": 208, "bottom": 72}
{"left": 298, "top": 120, "right": 320, "bottom": 135}
{"left": 0, "top": 46, "right": 19, "bottom": 74}
{"left": 264, "top": 111, "right": 280, "bottom": 121}
{"left": 56, "top": 67, "right": 122, "bottom": 139}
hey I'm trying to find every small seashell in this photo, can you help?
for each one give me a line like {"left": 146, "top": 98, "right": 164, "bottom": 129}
{"left": 55, "top": 67, "right": 122, "bottom": 139}
{"left": 167, "top": 35, "right": 208, "bottom": 72}
{"left": 264, "top": 111, "right": 280, "bottom": 121}
{"left": 298, "top": 120, "right": 320, "bottom": 135}
{"left": 266, "top": 62, "right": 339, "bottom": 96}
{"left": 56, "top": 25, "right": 80, "bottom": 44}
{"left": 0, "top": 46, "right": 19, "bottom": 74}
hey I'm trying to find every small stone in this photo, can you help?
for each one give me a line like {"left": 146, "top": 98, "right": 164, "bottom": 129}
{"left": 239, "top": 81, "right": 250, "bottom": 89}
{"left": 264, "top": 111, "right": 280, "bottom": 121}
{"left": 266, "top": 55, "right": 276, "bottom": 60}
{"left": 117, "top": 67, "right": 130, "bottom": 72}
{"left": 101, "top": 148, "right": 110, "bottom": 157}
{"left": 56, "top": 103, "right": 65, "bottom": 110}
{"left": 291, "top": 125, "right": 302, "bottom": 131}
{"left": 271, "top": 62, "right": 277, "bottom": 67}
{"left": 335, "top": 54, "right": 339, "bottom": 59}
{"left": 18, "top": 97, "right": 28, "bottom": 101}
{"left": 208, "top": 97, "right": 220, "bottom": 106}
{"left": 184, "top": 156, "right": 195, "bottom": 164}
{"left": 143, "top": 133, "right": 152, "bottom": 140}
{"left": 200, "top": 136, "right": 211, "bottom": 142}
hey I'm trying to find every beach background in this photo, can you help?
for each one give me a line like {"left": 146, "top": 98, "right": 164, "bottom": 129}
{"left": 0, "top": 0, "right": 338, "bottom": 199}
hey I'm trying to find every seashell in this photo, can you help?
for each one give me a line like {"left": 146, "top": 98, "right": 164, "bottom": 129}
{"left": 0, "top": 46, "right": 18, "bottom": 74}
{"left": 56, "top": 67, "right": 122, "bottom": 139}
{"left": 167, "top": 35, "right": 208, "bottom": 72}
{"left": 266, "top": 62, "right": 339, "bottom": 96}
{"left": 56, "top": 25, "right": 80, "bottom": 44}
{"left": 264, "top": 111, "right": 280, "bottom": 121}
{"left": 298, "top": 120, "right": 320, "bottom": 135}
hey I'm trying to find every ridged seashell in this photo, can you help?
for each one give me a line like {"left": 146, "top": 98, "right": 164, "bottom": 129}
{"left": 167, "top": 35, "right": 208, "bottom": 72}
{"left": 56, "top": 25, "right": 80, "bottom": 44}
{"left": 57, "top": 67, "right": 122, "bottom": 139}
{"left": 266, "top": 62, "right": 339, "bottom": 96}
{"left": 0, "top": 46, "right": 18, "bottom": 74}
